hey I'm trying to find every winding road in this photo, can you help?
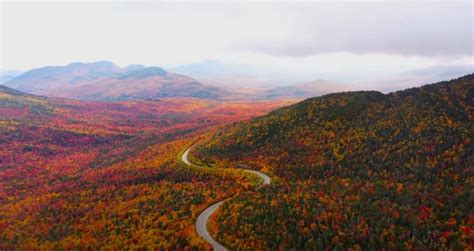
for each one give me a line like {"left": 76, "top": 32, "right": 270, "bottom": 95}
{"left": 181, "top": 146, "right": 271, "bottom": 250}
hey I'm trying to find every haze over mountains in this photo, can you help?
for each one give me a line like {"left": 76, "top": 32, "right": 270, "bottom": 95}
{"left": 3, "top": 61, "right": 355, "bottom": 101}
{"left": 0, "top": 70, "right": 23, "bottom": 84}
{"left": 4, "top": 61, "right": 229, "bottom": 101}
{"left": 169, "top": 59, "right": 473, "bottom": 92}
{"left": 4, "top": 60, "right": 473, "bottom": 102}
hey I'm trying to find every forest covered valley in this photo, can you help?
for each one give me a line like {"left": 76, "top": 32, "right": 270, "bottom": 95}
{"left": 0, "top": 84, "right": 288, "bottom": 249}
{"left": 2, "top": 1, "right": 473, "bottom": 250}
{"left": 1, "top": 74, "right": 473, "bottom": 250}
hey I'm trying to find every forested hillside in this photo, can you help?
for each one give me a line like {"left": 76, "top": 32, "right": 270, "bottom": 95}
{"left": 0, "top": 85, "right": 286, "bottom": 249}
{"left": 195, "top": 75, "right": 474, "bottom": 249}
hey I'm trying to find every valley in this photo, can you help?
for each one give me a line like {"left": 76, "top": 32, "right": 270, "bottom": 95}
{"left": 0, "top": 85, "right": 287, "bottom": 249}
{"left": 0, "top": 65, "right": 472, "bottom": 250}
{"left": 2, "top": 2, "right": 472, "bottom": 250}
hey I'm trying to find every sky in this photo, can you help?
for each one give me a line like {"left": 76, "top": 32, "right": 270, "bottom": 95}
{"left": 1, "top": 1, "right": 473, "bottom": 84}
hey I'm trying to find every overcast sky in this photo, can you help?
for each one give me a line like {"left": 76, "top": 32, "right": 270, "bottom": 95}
{"left": 1, "top": 1, "right": 473, "bottom": 80}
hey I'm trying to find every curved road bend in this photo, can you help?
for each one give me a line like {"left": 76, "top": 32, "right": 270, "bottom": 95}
{"left": 181, "top": 146, "right": 271, "bottom": 251}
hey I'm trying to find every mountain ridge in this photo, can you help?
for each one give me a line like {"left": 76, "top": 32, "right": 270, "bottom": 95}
{"left": 193, "top": 74, "right": 474, "bottom": 249}
{"left": 5, "top": 61, "right": 230, "bottom": 101}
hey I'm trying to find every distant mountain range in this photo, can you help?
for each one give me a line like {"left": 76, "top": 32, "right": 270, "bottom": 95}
{"left": 259, "top": 80, "right": 354, "bottom": 100}
{"left": 4, "top": 61, "right": 352, "bottom": 101}
{"left": 200, "top": 78, "right": 352, "bottom": 100}
{"left": 0, "top": 70, "right": 23, "bottom": 84}
{"left": 4, "top": 61, "right": 229, "bottom": 101}
{"left": 363, "top": 64, "right": 474, "bottom": 93}
{"left": 169, "top": 59, "right": 262, "bottom": 78}
{"left": 7, "top": 60, "right": 470, "bottom": 101}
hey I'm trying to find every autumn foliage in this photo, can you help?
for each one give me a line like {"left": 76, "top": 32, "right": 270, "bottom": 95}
{"left": 2, "top": 73, "right": 473, "bottom": 249}
{"left": 195, "top": 75, "right": 474, "bottom": 250}
{"left": 0, "top": 85, "right": 287, "bottom": 249}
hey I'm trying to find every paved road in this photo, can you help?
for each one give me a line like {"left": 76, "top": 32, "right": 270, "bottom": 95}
{"left": 244, "top": 169, "right": 271, "bottom": 187}
{"left": 181, "top": 147, "right": 193, "bottom": 166}
{"left": 195, "top": 201, "right": 227, "bottom": 251}
{"left": 181, "top": 145, "right": 271, "bottom": 251}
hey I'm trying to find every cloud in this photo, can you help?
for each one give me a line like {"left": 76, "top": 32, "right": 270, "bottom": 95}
{"left": 1, "top": 1, "right": 472, "bottom": 72}
{"left": 236, "top": 2, "right": 473, "bottom": 58}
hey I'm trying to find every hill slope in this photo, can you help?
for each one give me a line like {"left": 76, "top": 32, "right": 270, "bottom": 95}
{"left": 194, "top": 75, "right": 474, "bottom": 250}
{"left": 5, "top": 61, "right": 229, "bottom": 100}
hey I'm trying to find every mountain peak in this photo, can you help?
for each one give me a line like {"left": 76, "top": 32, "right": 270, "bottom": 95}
{"left": 67, "top": 61, "right": 117, "bottom": 68}
{"left": 119, "top": 66, "right": 167, "bottom": 79}
{"left": 3, "top": 62, "right": 230, "bottom": 101}
{"left": 125, "top": 64, "right": 146, "bottom": 71}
